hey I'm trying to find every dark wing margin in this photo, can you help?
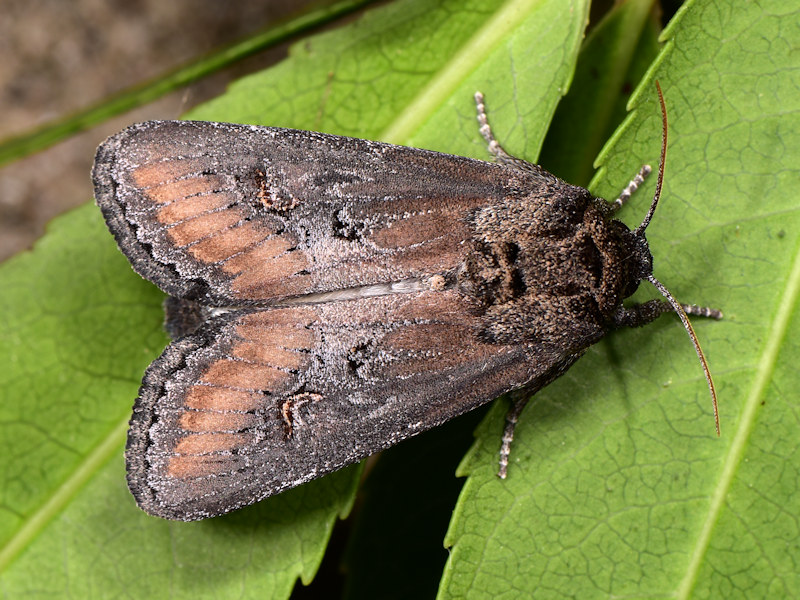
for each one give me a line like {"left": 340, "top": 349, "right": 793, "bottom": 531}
{"left": 126, "top": 289, "right": 546, "bottom": 520}
{"left": 92, "top": 120, "right": 519, "bottom": 305}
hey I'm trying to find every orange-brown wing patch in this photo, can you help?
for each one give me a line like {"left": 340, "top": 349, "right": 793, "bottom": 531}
{"left": 178, "top": 410, "right": 258, "bottom": 432}
{"left": 228, "top": 250, "right": 311, "bottom": 297}
{"left": 156, "top": 192, "right": 236, "bottom": 224}
{"left": 166, "top": 207, "right": 246, "bottom": 247}
{"left": 130, "top": 157, "right": 209, "bottom": 188}
{"left": 382, "top": 322, "right": 501, "bottom": 375}
{"left": 231, "top": 340, "right": 308, "bottom": 370}
{"left": 199, "top": 359, "right": 289, "bottom": 390}
{"left": 146, "top": 174, "right": 226, "bottom": 205}
{"left": 235, "top": 310, "right": 317, "bottom": 346}
{"left": 221, "top": 235, "right": 297, "bottom": 273}
{"left": 186, "top": 221, "right": 273, "bottom": 263}
{"left": 166, "top": 454, "right": 248, "bottom": 479}
{"left": 368, "top": 203, "right": 473, "bottom": 249}
{"left": 174, "top": 432, "right": 255, "bottom": 455}
{"left": 183, "top": 385, "right": 266, "bottom": 412}
{"left": 153, "top": 309, "right": 321, "bottom": 484}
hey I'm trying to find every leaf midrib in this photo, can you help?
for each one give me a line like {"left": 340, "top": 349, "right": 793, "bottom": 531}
{"left": 379, "top": 0, "right": 548, "bottom": 145}
{"left": 0, "top": 414, "right": 130, "bottom": 572}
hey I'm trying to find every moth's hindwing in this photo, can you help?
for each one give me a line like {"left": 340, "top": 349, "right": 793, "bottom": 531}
{"left": 126, "top": 289, "right": 546, "bottom": 520}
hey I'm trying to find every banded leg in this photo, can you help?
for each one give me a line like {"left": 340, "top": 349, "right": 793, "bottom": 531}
{"left": 612, "top": 165, "right": 652, "bottom": 211}
{"left": 498, "top": 392, "right": 529, "bottom": 479}
{"left": 613, "top": 299, "right": 723, "bottom": 328}
{"left": 474, "top": 92, "right": 545, "bottom": 173}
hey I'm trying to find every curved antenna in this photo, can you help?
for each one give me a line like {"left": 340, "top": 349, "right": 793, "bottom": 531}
{"left": 635, "top": 81, "right": 668, "bottom": 236}
{"left": 647, "top": 275, "right": 720, "bottom": 435}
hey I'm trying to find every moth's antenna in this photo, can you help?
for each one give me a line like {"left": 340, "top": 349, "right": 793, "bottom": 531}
{"left": 648, "top": 275, "right": 720, "bottom": 435}
{"left": 635, "top": 81, "right": 668, "bottom": 236}
{"left": 635, "top": 81, "right": 720, "bottom": 435}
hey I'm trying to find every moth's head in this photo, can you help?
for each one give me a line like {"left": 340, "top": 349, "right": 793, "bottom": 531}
{"left": 617, "top": 226, "right": 654, "bottom": 299}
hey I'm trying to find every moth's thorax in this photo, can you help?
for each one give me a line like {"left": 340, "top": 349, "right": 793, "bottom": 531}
{"left": 458, "top": 189, "right": 646, "bottom": 346}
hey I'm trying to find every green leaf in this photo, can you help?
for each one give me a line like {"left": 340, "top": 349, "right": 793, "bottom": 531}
{"left": 0, "top": 0, "right": 590, "bottom": 597}
{"left": 441, "top": 0, "right": 800, "bottom": 598}
{"left": 542, "top": 0, "right": 660, "bottom": 186}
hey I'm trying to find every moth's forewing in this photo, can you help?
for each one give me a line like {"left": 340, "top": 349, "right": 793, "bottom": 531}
{"left": 93, "top": 121, "right": 533, "bottom": 305}
{"left": 126, "top": 289, "right": 545, "bottom": 520}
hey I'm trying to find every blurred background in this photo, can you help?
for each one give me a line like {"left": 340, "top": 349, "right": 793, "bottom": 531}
{"left": 0, "top": 0, "right": 318, "bottom": 261}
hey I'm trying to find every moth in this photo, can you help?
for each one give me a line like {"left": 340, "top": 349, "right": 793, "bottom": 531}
{"left": 93, "top": 83, "right": 720, "bottom": 521}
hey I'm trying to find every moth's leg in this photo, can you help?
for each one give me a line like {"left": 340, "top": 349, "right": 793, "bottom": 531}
{"left": 474, "top": 92, "right": 545, "bottom": 173}
{"left": 474, "top": 91, "right": 515, "bottom": 162}
{"left": 613, "top": 299, "right": 722, "bottom": 328}
{"left": 497, "top": 353, "right": 584, "bottom": 478}
{"left": 611, "top": 165, "right": 652, "bottom": 212}
{"left": 498, "top": 391, "right": 529, "bottom": 479}
{"left": 497, "top": 295, "right": 719, "bottom": 477}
